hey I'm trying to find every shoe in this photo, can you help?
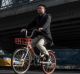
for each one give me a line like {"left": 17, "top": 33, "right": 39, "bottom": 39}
{"left": 44, "top": 54, "right": 50, "bottom": 61}
{"left": 40, "top": 54, "right": 49, "bottom": 62}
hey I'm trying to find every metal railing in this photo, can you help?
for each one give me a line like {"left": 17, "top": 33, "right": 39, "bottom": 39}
{"left": 0, "top": 0, "right": 44, "bottom": 10}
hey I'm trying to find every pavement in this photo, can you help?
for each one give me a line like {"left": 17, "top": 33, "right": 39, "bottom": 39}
{"left": 0, "top": 69, "right": 80, "bottom": 74}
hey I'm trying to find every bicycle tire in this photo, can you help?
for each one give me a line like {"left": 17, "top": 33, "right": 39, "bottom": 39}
{"left": 42, "top": 50, "right": 56, "bottom": 74}
{"left": 12, "top": 48, "right": 32, "bottom": 74}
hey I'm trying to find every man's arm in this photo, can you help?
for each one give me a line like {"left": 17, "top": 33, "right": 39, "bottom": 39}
{"left": 42, "top": 14, "right": 51, "bottom": 30}
{"left": 38, "top": 14, "right": 51, "bottom": 31}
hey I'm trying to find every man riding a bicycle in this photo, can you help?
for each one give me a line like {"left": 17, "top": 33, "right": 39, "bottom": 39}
{"left": 27, "top": 4, "right": 53, "bottom": 61}
{"left": 21, "top": 4, "right": 53, "bottom": 60}
{"left": 12, "top": 4, "right": 56, "bottom": 74}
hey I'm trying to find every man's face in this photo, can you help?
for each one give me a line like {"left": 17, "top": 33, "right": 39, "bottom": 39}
{"left": 37, "top": 6, "right": 46, "bottom": 15}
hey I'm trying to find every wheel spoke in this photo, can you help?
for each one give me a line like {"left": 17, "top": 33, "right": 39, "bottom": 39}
{"left": 42, "top": 51, "right": 56, "bottom": 74}
{"left": 12, "top": 48, "right": 31, "bottom": 74}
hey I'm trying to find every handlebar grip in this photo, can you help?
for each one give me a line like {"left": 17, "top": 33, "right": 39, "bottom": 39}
{"left": 21, "top": 29, "right": 27, "bottom": 33}
{"left": 20, "top": 29, "right": 37, "bottom": 38}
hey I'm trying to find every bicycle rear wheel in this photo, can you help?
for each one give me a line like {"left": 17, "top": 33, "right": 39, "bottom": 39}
{"left": 12, "top": 48, "right": 32, "bottom": 74}
{"left": 42, "top": 50, "right": 56, "bottom": 74}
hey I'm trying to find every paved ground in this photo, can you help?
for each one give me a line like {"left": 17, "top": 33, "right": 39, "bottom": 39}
{"left": 0, "top": 69, "right": 80, "bottom": 74}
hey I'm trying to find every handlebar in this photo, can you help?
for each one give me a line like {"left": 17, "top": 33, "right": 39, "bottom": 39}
{"left": 21, "top": 29, "right": 37, "bottom": 38}
{"left": 30, "top": 29, "right": 37, "bottom": 37}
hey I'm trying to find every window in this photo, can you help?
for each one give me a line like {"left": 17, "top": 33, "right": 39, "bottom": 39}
{"left": 1, "top": 0, "right": 13, "bottom": 8}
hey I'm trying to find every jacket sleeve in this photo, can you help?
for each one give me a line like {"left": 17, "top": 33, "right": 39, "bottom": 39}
{"left": 42, "top": 14, "right": 51, "bottom": 29}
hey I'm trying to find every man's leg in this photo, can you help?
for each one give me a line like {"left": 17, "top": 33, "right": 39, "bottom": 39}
{"left": 36, "top": 38, "right": 49, "bottom": 56}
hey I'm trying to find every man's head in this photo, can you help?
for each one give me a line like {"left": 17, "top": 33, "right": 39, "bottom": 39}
{"left": 37, "top": 4, "right": 47, "bottom": 15}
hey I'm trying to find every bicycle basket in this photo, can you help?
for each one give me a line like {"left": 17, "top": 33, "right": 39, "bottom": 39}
{"left": 15, "top": 38, "right": 32, "bottom": 45}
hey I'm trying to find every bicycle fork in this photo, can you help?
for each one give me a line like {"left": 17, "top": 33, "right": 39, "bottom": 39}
{"left": 20, "top": 47, "right": 29, "bottom": 66}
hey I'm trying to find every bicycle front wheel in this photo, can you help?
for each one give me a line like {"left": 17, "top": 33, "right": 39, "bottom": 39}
{"left": 12, "top": 48, "right": 32, "bottom": 74}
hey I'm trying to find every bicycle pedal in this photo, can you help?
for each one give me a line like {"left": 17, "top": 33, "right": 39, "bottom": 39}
{"left": 40, "top": 61, "right": 51, "bottom": 64}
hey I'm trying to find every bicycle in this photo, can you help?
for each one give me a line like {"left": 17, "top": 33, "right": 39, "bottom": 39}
{"left": 12, "top": 29, "right": 56, "bottom": 74}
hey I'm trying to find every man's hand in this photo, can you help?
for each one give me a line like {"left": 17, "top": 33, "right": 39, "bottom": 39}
{"left": 38, "top": 28, "right": 43, "bottom": 32}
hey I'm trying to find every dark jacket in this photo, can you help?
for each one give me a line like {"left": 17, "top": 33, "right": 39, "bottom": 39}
{"left": 27, "top": 13, "right": 53, "bottom": 45}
